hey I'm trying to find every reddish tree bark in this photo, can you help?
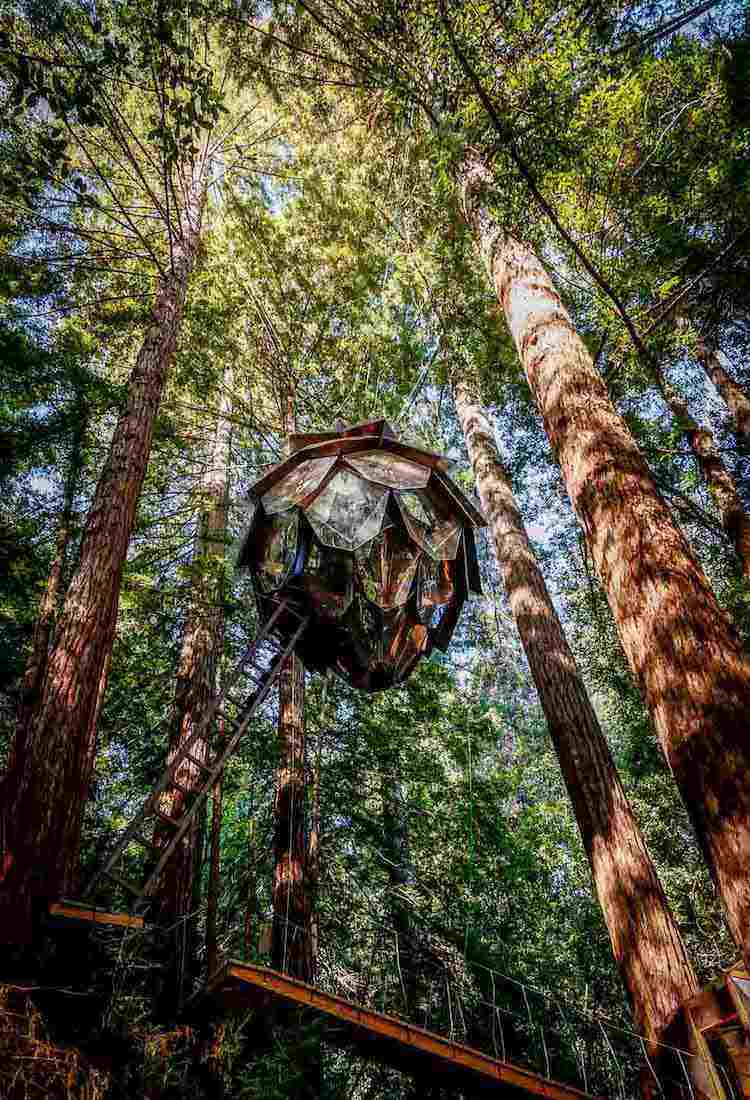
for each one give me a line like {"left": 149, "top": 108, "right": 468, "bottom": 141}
{"left": 0, "top": 178, "right": 205, "bottom": 943}
{"left": 306, "top": 728, "right": 321, "bottom": 978}
{"left": 205, "top": 719, "right": 225, "bottom": 981}
{"left": 453, "top": 380, "right": 698, "bottom": 1042}
{"left": 380, "top": 759, "right": 419, "bottom": 1016}
{"left": 459, "top": 149, "right": 750, "bottom": 971}
{"left": 271, "top": 653, "right": 311, "bottom": 980}
{"left": 272, "top": 395, "right": 313, "bottom": 981}
{"left": 697, "top": 338, "right": 750, "bottom": 445}
{"left": 10, "top": 406, "right": 86, "bottom": 780}
{"left": 153, "top": 371, "right": 233, "bottom": 1014}
{"left": 243, "top": 811, "right": 258, "bottom": 959}
{"left": 654, "top": 368, "right": 750, "bottom": 578}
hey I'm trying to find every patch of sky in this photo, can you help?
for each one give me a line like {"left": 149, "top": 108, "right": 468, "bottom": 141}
{"left": 619, "top": 0, "right": 745, "bottom": 50}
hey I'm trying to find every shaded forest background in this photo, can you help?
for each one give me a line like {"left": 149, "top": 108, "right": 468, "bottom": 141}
{"left": 1, "top": 0, "right": 750, "bottom": 1094}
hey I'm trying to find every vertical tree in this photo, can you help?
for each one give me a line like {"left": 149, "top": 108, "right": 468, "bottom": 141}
{"left": 380, "top": 753, "right": 418, "bottom": 1016}
{"left": 153, "top": 371, "right": 233, "bottom": 1015}
{"left": 696, "top": 339, "right": 750, "bottom": 448}
{"left": 453, "top": 377, "right": 698, "bottom": 1041}
{"left": 272, "top": 394, "right": 312, "bottom": 981}
{"left": 205, "top": 718, "right": 225, "bottom": 981}
{"left": 12, "top": 391, "right": 88, "bottom": 766}
{"left": 459, "top": 151, "right": 750, "bottom": 968}
{"left": 306, "top": 725, "right": 322, "bottom": 978}
{"left": 651, "top": 364, "right": 750, "bottom": 578}
{"left": 0, "top": 166, "right": 206, "bottom": 941}
{"left": 0, "top": 0, "right": 264, "bottom": 940}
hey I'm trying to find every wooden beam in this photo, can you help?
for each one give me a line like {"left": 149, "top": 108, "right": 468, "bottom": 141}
{"left": 200, "top": 960, "right": 598, "bottom": 1100}
{"left": 727, "top": 969, "right": 750, "bottom": 1040}
{"left": 48, "top": 900, "right": 144, "bottom": 930}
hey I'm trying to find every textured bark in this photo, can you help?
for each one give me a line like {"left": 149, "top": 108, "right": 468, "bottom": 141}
{"left": 459, "top": 148, "right": 750, "bottom": 971}
{"left": 453, "top": 380, "right": 698, "bottom": 1042}
{"left": 154, "top": 370, "right": 233, "bottom": 1014}
{"left": 243, "top": 814, "right": 257, "bottom": 959}
{"left": 271, "top": 653, "right": 311, "bottom": 980}
{"left": 10, "top": 409, "right": 85, "bottom": 778}
{"left": 272, "top": 397, "right": 313, "bottom": 981}
{"left": 206, "top": 719, "right": 224, "bottom": 981}
{"left": 381, "top": 761, "right": 418, "bottom": 1017}
{"left": 655, "top": 369, "right": 750, "bottom": 579}
{"left": 697, "top": 339, "right": 750, "bottom": 445}
{"left": 0, "top": 177, "right": 205, "bottom": 943}
{"left": 306, "top": 728, "right": 321, "bottom": 978}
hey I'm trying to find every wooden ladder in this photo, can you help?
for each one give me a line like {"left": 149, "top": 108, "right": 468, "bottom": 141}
{"left": 82, "top": 598, "right": 310, "bottom": 910}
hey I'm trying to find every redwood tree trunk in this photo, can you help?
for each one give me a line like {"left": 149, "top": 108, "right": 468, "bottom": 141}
{"left": 10, "top": 406, "right": 85, "bottom": 777}
{"left": 458, "top": 149, "right": 750, "bottom": 970}
{"left": 696, "top": 338, "right": 750, "bottom": 446}
{"left": 271, "top": 653, "right": 311, "bottom": 980}
{"left": 154, "top": 370, "right": 233, "bottom": 1015}
{"left": 306, "top": 727, "right": 321, "bottom": 979}
{"left": 272, "top": 397, "right": 313, "bottom": 981}
{"left": 0, "top": 180, "right": 205, "bottom": 944}
{"left": 380, "top": 759, "right": 418, "bottom": 1017}
{"left": 453, "top": 380, "right": 698, "bottom": 1043}
{"left": 205, "top": 719, "right": 225, "bottom": 980}
{"left": 654, "top": 368, "right": 750, "bottom": 578}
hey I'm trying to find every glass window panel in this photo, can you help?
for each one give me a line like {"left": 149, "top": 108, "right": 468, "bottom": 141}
{"left": 396, "top": 490, "right": 461, "bottom": 560}
{"left": 394, "top": 623, "right": 429, "bottom": 682}
{"left": 431, "top": 596, "right": 462, "bottom": 652}
{"left": 301, "top": 541, "right": 353, "bottom": 619}
{"left": 254, "top": 511, "right": 298, "bottom": 592}
{"left": 261, "top": 456, "right": 337, "bottom": 515}
{"left": 381, "top": 607, "right": 410, "bottom": 665}
{"left": 355, "top": 526, "right": 420, "bottom": 609}
{"left": 418, "top": 558, "right": 454, "bottom": 624}
{"left": 344, "top": 450, "right": 430, "bottom": 490}
{"left": 381, "top": 609, "right": 429, "bottom": 677}
{"left": 304, "top": 468, "right": 389, "bottom": 551}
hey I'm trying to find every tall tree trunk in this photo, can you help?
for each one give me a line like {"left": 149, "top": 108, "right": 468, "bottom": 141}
{"left": 0, "top": 177, "right": 205, "bottom": 944}
{"left": 653, "top": 368, "right": 750, "bottom": 578}
{"left": 696, "top": 338, "right": 750, "bottom": 446}
{"left": 272, "top": 655, "right": 311, "bottom": 979}
{"left": 306, "top": 727, "right": 321, "bottom": 979}
{"left": 154, "top": 369, "right": 233, "bottom": 1016}
{"left": 453, "top": 380, "right": 698, "bottom": 1043}
{"left": 458, "top": 148, "right": 750, "bottom": 972}
{"left": 243, "top": 812, "right": 257, "bottom": 959}
{"left": 10, "top": 403, "right": 86, "bottom": 779}
{"left": 206, "top": 719, "right": 225, "bottom": 981}
{"left": 272, "top": 395, "right": 312, "bottom": 981}
{"left": 380, "top": 758, "right": 418, "bottom": 1017}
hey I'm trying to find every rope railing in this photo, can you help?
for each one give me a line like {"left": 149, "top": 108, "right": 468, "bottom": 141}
{"left": 253, "top": 914, "right": 702, "bottom": 1100}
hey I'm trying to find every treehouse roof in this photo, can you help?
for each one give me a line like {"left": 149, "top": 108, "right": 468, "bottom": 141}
{"left": 237, "top": 419, "right": 485, "bottom": 691}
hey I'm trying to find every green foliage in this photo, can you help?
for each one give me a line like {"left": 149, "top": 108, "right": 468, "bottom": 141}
{"left": 2, "top": 1, "right": 749, "bottom": 1096}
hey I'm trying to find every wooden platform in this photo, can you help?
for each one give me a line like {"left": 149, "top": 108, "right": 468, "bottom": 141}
{"left": 48, "top": 900, "right": 144, "bottom": 930}
{"left": 667, "top": 961, "right": 750, "bottom": 1098}
{"left": 198, "top": 960, "right": 598, "bottom": 1099}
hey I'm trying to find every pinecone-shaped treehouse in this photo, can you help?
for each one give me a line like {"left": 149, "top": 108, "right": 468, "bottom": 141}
{"left": 237, "top": 419, "right": 485, "bottom": 691}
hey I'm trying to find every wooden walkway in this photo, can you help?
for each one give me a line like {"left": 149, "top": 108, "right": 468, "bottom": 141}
{"left": 199, "top": 960, "right": 598, "bottom": 1099}
{"left": 48, "top": 900, "right": 144, "bottom": 930}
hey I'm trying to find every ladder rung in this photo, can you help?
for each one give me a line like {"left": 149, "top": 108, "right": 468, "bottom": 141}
{"left": 153, "top": 808, "right": 180, "bottom": 828}
{"left": 184, "top": 751, "right": 213, "bottom": 773}
{"left": 105, "top": 871, "right": 141, "bottom": 896}
{"left": 276, "top": 599, "right": 306, "bottom": 622}
{"left": 170, "top": 779, "right": 195, "bottom": 798}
